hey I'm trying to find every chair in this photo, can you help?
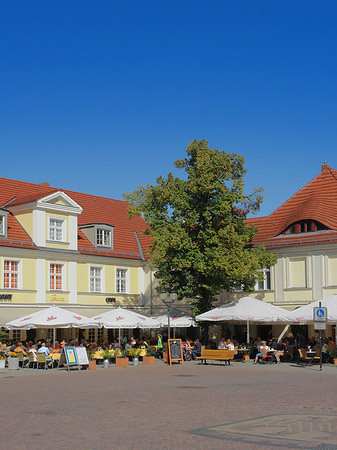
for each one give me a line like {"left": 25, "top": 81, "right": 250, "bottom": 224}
{"left": 298, "top": 348, "right": 311, "bottom": 365}
{"left": 36, "top": 352, "right": 48, "bottom": 370}
{"left": 27, "top": 351, "right": 37, "bottom": 369}
{"left": 14, "top": 352, "right": 25, "bottom": 368}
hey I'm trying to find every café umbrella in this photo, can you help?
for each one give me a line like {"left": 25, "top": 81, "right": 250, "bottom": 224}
{"left": 284, "top": 294, "right": 337, "bottom": 341}
{"left": 149, "top": 308, "right": 196, "bottom": 334}
{"left": 5, "top": 306, "right": 98, "bottom": 347}
{"left": 90, "top": 306, "right": 153, "bottom": 343}
{"left": 195, "top": 296, "right": 290, "bottom": 343}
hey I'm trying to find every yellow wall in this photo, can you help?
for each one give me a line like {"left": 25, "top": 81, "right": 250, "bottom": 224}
{"left": 288, "top": 258, "right": 307, "bottom": 288}
{"left": 327, "top": 255, "right": 337, "bottom": 285}
{"left": 14, "top": 211, "right": 33, "bottom": 238}
{"left": 130, "top": 267, "right": 138, "bottom": 294}
{"left": 22, "top": 257, "right": 36, "bottom": 290}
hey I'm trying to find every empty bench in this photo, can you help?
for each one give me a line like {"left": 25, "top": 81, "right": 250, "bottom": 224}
{"left": 198, "top": 349, "right": 235, "bottom": 365}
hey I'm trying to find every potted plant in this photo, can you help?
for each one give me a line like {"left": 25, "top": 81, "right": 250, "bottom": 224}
{"left": 128, "top": 347, "right": 140, "bottom": 366}
{"left": 329, "top": 345, "right": 337, "bottom": 365}
{"left": 116, "top": 349, "right": 129, "bottom": 367}
{"left": 0, "top": 352, "right": 6, "bottom": 369}
{"left": 239, "top": 345, "right": 251, "bottom": 361}
{"left": 87, "top": 349, "right": 96, "bottom": 370}
{"left": 143, "top": 346, "right": 156, "bottom": 365}
{"left": 101, "top": 349, "right": 113, "bottom": 368}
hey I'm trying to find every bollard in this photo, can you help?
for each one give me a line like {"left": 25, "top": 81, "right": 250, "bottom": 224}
{"left": 103, "top": 359, "right": 110, "bottom": 369}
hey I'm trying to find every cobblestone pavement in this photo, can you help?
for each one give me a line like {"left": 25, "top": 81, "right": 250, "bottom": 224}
{"left": 1, "top": 360, "right": 337, "bottom": 450}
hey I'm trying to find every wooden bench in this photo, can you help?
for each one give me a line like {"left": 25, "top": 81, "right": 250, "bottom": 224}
{"left": 198, "top": 349, "right": 235, "bottom": 365}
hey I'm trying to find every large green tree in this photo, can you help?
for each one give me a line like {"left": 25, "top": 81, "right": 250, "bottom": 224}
{"left": 124, "top": 140, "right": 276, "bottom": 319}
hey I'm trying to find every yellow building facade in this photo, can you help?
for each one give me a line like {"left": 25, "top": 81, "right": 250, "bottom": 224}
{"left": 0, "top": 181, "right": 153, "bottom": 343}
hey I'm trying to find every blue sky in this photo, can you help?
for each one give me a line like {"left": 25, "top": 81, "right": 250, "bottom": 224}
{"left": 1, "top": 1, "right": 337, "bottom": 217}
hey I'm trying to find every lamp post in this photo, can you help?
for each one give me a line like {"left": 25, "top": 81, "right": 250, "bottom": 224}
{"left": 160, "top": 290, "right": 177, "bottom": 339}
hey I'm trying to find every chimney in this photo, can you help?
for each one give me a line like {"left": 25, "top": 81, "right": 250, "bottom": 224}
{"left": 39, "top": 182, "right": 50, "bottom": 187}
{"left": 321, "top": 161, "right": 330, "bottom": 172}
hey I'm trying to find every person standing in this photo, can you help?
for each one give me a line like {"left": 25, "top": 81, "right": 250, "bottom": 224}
{"left": 156, "top": 334, "right": 163, "bottom": 359}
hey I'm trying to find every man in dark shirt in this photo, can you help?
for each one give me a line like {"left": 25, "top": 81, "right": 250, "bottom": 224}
{"left": 191, "top": 339, "right": 202, "bottom": 360}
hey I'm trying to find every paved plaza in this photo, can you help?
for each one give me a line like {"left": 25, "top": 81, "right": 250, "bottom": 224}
{"left": 1, "top": 360, "right": 337, "bottom": 450}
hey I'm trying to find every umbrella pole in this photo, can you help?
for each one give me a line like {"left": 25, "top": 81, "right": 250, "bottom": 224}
{"left": 53, "top": 327, "right": 56, "bottom": 349}
{"left": 246, "top": 320, "right": 250, "bottom": 344}
{"left": 119, "top": 328, "right": 121, "bottom": 347}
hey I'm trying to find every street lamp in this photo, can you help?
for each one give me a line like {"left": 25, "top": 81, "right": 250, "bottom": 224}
{"left": 160, "top": 290, "right": 177, "bottom": 339}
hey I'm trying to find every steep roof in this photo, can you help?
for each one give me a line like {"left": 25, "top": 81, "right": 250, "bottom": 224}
{"left": 0, "top": 177, "right": 151, "bottom": 259}
{"left": 246, "top": 165, "right": 337, "bottom": 249}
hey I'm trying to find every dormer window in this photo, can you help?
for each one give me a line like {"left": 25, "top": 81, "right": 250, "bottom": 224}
{"left": 0, "top": 212, "right": 8, "bottom": 238}
{"left": 282, "top": 220, "right": 329, "bottom": 235}
{"left": 97, "top": 228, "right": 111, "bottom": 247}
{"left": 79, "top": 223, "right": 114, "bottom": 249}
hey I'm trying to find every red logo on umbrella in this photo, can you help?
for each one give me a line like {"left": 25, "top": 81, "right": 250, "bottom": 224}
{"left": 47, "top": 316, "right": 57, "bottom": 321}
{"left": 116, "top": 316, "right": 124, "bottom": 321}
{"left": 20, "top": 317, "right": 32, "bottom": 322}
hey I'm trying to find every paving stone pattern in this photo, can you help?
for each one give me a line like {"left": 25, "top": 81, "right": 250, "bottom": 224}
{"left": 1, "top": 361, "right": 337, "bottom": 450}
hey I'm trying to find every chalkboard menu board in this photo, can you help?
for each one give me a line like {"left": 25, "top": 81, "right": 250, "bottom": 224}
{"left": 168, "top": 339, "right": 184, "bottom": 365}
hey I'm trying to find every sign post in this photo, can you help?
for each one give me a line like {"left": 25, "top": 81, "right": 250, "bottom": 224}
{"left": 314, "top": 303, "right": 327, "bottom": 372}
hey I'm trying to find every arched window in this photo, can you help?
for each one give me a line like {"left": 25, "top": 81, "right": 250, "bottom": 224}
{"left": 282, "top": 220, "right": 328, "bottom": 235}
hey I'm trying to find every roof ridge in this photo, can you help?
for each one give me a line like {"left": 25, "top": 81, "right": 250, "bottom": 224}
{"left": 269, "top": 168, "right": 337, "bottom": 219}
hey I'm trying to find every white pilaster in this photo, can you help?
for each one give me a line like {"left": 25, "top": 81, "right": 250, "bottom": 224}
{"left": 68, "top": 261, "right": 77, "bottom": 304}
{"left": 33, "top": 209, "right": 46, "bottom": 246}
{"left": 68, "top": 215, "right": 78, "bottom": 251}
{"left": 36, "top": 258, "right": 46, "bottom": 303}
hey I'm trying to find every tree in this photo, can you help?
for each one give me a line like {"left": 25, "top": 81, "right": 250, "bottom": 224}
{"left": 124, "top": 140, "right": 277, "bottom": 325}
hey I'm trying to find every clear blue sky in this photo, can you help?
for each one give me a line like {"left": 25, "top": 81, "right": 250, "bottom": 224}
{"left": 1, "top": 1, "right": 337, "bottom": 217}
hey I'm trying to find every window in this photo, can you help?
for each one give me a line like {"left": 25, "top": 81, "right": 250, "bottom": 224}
{"left": 255, "top": 267, "right": 271, "bottom": 291}
{"left": 49, "top": 219, "right": 63, "bottom": 241}
{"left": 283, "top": 220, "right": 328, "bottom": 235}
{"left": 90, "top": 266, "right": 102, "bottom": 292}
{"left": 12, "top": 330, "right": 21, "bottom": 341}
{"left": 0, "top": 215, "right": 5, "bottom": 236}
{"left": 3, "top": 260, "right": 19, "bottom": 289}
{"left": 96, "top": 228, "right": 111, "bottom": 247}
{"left": 116, "top": 268, "right": 128, "bottom": 293}
{"left": 49, "top": 263, "right": 64, "bottom": 290}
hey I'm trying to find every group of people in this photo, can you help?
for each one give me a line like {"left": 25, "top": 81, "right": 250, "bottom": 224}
{"left": 251, "top": 333, "right": 336, "bottom": 364}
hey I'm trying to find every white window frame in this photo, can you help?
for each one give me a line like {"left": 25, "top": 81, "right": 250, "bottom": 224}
{"left": 89, "top": 265, "right": 105, "bottom": 293}
{"left": 49, "top": 262, "right": 66, "bottom": 291}
{"left": 2, "top": 258, "right": 22, "bottom": 290}
{"left": 96, "top": 228, "right": 112, "bottom": 248}
{"left": 255, "top": 267, "right": 272, "bottom": 291}
{"left": 0, "top": 214, "right": 7, "bottom": 238}
{"left": 286, "top": 257, "right": 309, "bottom": 289}
{"left": 48, "top": 217, "right": 67, "bottom": 242}
{"left": 116, "top": 267, "right": 129, "bottom": 294}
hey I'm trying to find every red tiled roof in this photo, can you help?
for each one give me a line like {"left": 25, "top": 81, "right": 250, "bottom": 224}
{"left": 0, "top": 177, "right": 151, "bottom": 259}
{"left": 0, "top": 213, "right": 37, "bottom": 249}
{"left": 247, "top": 166, "right": 337, "bottom": 249}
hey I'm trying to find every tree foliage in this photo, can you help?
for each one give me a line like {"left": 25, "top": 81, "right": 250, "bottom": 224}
{"left": 124, "top": 140, "right": 277, "bottom": 317}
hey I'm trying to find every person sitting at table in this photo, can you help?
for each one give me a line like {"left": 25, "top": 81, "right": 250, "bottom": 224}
{"left": 50, "top": 342, "right": 62, "bottom": 354}
{"left": 226, "top": 339, "right": 234, "bottom": 350}
{"left": 14, "top": 342, "right": 29, "bottom": 366}
{"left": 218, "top": 338, "right": 226, "bottom": 349}
{"left": 254, "top": 341, "right": 270, "bottom": 364}
{"left": 274, "top": 339, "right": 286, "bottom": 363}
{"left": 322, "top": 340, "right": 331, "bottom": 363}
{"left": 191, "top": 339, "right": 202, "bottom": 360}
{"left": 38, "top": 341, "right": 50, "bottom": 356}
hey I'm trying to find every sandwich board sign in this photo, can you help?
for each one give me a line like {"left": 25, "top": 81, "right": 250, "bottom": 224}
{"left": 168, "top": 339, "right": 184, "bottom": 366}
{"left": 75, "top": 347, "right": 90, "bottom": 368}
{"left": 58, "top": 346, "right": 81, "bottom": 371}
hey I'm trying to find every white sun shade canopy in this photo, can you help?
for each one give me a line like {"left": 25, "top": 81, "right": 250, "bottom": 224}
{"left": 5, "top": 306, "right": 98, "bottom": 330}
{"left": 285, "top": 294, "right": 337, "bottom": 323}
{"left": 149, "top": 308, "right": 196, "bottom": 328}
{"left": 195, "top": 296, "right": 290, "bottom": 323}
{"left": 90, "top": 307, "right": 152, "bottom": 328}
